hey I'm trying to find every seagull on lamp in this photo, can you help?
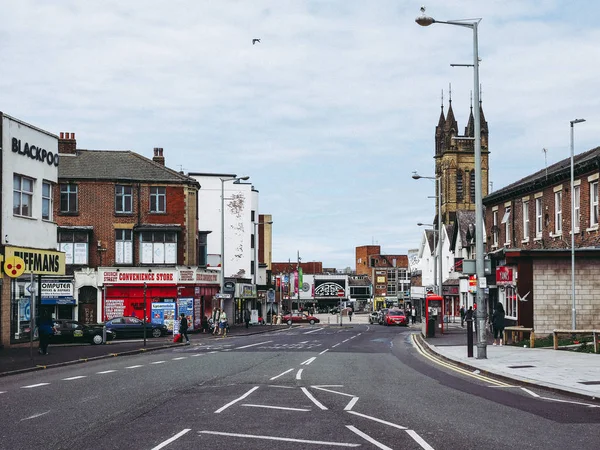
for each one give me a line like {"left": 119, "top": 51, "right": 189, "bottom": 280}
{"left": 252, "top": 38, "right": 261, "bottom": 45}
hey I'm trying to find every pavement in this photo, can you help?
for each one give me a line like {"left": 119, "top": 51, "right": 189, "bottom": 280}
{"left": 0, "top": 322, "right": 290, "bottom": 377}
{"left": 416, "top": 321, "right": 600, "bottom": 402}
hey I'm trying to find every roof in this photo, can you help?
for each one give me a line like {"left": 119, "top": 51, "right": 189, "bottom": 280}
{"left": 451, "top": 209, "right": 476, "bottom": 250}
{"left": 58, "top": 150, "right": 200, "bottom": 186}
{"left": 485, "top": 146, "right": 600, "bottom": 203}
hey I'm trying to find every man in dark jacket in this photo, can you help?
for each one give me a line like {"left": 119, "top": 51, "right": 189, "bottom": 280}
{"left": 244, "top": 309, "right": 251, "bottom": 328}
{"left": 38, "top": 314, "right": 54, "bottom": 355}
{"left": 179, "top": 313, "right": 190, "bottom": 345}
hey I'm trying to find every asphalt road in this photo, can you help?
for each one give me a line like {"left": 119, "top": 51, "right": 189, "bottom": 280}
{"left": 1, "top": 323, "right": 598, "bottom": 450}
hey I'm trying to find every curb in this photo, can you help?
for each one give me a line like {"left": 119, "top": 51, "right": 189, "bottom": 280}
{"left": 415, "top": 334, "right": 600, "bottom": 404}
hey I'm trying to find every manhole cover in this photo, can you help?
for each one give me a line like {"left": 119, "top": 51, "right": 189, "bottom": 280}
{"left": 578, "top": 381, "right": 600, "bottom": 385}
{"left": 507, "top": 365, "right": 535, "bottom": 369}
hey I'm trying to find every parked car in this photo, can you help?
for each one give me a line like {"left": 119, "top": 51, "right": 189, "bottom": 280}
{"left": 377, "top": 308, "right": 389, "bottom": 325}
{"left": 282, "top": 312, "right": 320, "bottom": 325}
{"left": 384, "top": 309, "right": 408, "bottom": 326}
{"left": 329, "top": 307, "right": 340, "bottom": 314}
{"left": 368, "top": 311, "right": 379, "bottom": 324}
{"left": 104, "top": 316, "right": 168, "bottom": 339}
{"left": 51, "top": 319, "right": 116, "bottom": 345}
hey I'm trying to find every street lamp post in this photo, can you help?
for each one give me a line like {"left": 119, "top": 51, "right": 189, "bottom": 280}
{"left": 253, "top": 220, "right": 273, "bottom": 321}
{"left": 413, "top": 172, "right": 443, "bottom": 298}
{"left": 220, "top": 175, "right": 249, "bottom": 310}
{"left": 416, "top": 8, "right": 487, "bottom": 359}
{"left": 570, "top": 118, "right": 585, "bottom": 330}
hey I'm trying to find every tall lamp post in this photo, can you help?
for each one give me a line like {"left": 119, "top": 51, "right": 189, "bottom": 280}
{"left": 413, "top": 172, "right": 443, "bottom": 298}
{"left": 253, "top": 220, "right": 273, "bottom": 320}
{"left": 416, "top": 8, "right": 487, "bottom": 359}
{"left": 570, "top": 118, "right": 585, "bottom": 330}
{"left": 220, "top": 175, "right": 249, "bottom": 310}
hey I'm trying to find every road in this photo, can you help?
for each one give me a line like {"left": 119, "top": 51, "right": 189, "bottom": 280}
{"left": 1, "top": 321, "right": 598, "bottom": 450}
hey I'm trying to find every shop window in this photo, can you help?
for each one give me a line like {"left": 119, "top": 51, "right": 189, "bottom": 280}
{"left": 42, "top": 180, "right": 53, "bottom": 221}
{"left": 13, "top": 174, "right": 34, "bottom": 217}
{"left": 115, "top": 185, "right": 133, "bottom": 213}
{"left": 59, "top": 231, "right": 89, "bottom": 265}
{"left": 60, "top": 183, "right": 78, "bottom": 213}
{"left": 150, "top": 187, "right": 166, "bottom": 213}
{"left": 10, "top": 279, "right": 32, "bottom": 343}
{"left": 115, "top": 229, "right": 133, "bottom": 264}
{"left": 140, "top": 231, "right": 177, "bottom": 264}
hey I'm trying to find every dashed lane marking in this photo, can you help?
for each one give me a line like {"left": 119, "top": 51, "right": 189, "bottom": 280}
{"left": 97, "top": 370, "right": 116, "bottom": 374}
{"left": 125, "top": 365, "right": 144, "bottom": 369}
{"left": 236, "top": 341, "right": 272, "bottom": 349}
{"left": 151, "top": 361, "right": 166, "bottom": 364}
{"left": 172, "top": 357, "right": 187, "bottom": 360}
{"left": 319, "top": 349, "right": 329, "bottom": 355}
{"left": 300, "top": 357, "right": 317, "bottom": 366}
{"left": 21, "top": 383, "right": 50, "bottom": 389}
{"left": 62, "top": 376, "right": 86, "bottom": 381}
{"left": 20, "top": 411, "right": 51, "bottom": 421}
{"left": 296, "top": 369, "right": 304, "bottom": 380}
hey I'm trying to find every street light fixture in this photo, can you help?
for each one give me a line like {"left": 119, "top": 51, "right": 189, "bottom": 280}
{"left": 570, "top": 118, "right": 585, "bottom": 330}
{"left": 413, "top": 172, "right": 443, "bottom": 298}
{"left": 220, "top": 175, "right": 250, "bottom": 310}
{"left": 416, "top": 7, "right": 487, "bottom": 359}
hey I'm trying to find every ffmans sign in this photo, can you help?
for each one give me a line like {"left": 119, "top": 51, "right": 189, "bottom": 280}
{"left": 4, "top": 246, "right": 65, "bottom": 276}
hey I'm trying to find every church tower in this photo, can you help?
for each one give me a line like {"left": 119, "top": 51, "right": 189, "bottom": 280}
{"left": 434, "top": 89, "right": 489, "bottom": 225}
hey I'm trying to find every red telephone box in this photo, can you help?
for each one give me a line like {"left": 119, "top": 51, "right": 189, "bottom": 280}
{"left": 424, "top": 294, "right": 444, "bottom": 337}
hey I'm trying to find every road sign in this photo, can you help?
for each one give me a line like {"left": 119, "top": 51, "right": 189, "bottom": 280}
{"left": 215, "top": 293, "right": 231, "bottom": 299}
{"left": 337, "top": 289, "right": 345, "bottom": 297}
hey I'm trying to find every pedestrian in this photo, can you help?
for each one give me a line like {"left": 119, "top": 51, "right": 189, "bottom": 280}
{"left": 459, "top": 305, "right": 466, "bottom": 327}
{"left": 201, "top": 315, "right": 209, "bottom": 333}
{"left": 411, "top": 306, "right": 416, "bottom": 324}
{"left": 244, "top": 308, "right": 250, "bottom": 328}
{"left": 465, "top": 306, "right": 474, "bottom": 322}
{"left": 38, "top": 313, "right": 55, "bottom": 355}
{"left": 348, "top": 308, "right": 353, "bottom": 322}
{"left": 179, "top": 313, "right": 190, "bottom": 344}
{"left": 220, "top": 310, "right": 228, "bottom": 337}
{"left": 492, "top": 302, "right": 506, "bottom": 346}
{"left": 212, "top": 308, "right": 221, "bottom": 335}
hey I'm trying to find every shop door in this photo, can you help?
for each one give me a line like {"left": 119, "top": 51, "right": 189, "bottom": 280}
{"left": 78, "top": 286, "right": 98, "bottom": 324}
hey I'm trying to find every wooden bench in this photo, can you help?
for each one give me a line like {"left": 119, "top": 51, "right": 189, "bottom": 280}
{"left": 553, "top": 329, "right": 600, "bottom": 353}
{"left": 503, "top": 326, "right": 535, "bottom": 347}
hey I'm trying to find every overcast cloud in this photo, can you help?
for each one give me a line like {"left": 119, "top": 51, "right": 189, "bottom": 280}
{"left": 1, "top": 0, "right": 599, "bottom": 269}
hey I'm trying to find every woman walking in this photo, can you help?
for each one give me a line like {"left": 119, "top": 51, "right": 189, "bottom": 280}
{"left": 492, "top": 302, "right": 506, "bottom": 346}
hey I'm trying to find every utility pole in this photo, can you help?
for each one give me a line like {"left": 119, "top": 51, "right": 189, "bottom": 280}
{"left": 297, "top": 251, "right": 301, "bottom": 311}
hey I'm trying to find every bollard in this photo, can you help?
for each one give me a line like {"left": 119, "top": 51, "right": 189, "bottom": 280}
{"left": 466, "top": 319, "right": 474, "bottom": 357}
{"left": 102, "top": 325, "right": 107, "bottom": 344}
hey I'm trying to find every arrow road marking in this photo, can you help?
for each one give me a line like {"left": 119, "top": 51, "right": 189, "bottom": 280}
{"left": 270, "top": 368, "right": 294, "bottom": 381}
{"left": 300, "top": 357, "right": 316, "bottom": 365}
{"left": 301, "top": 387, "right": 328, "bottom": 410}
{"left": 198, "top": 430, "right": 359, "bottom": 447}
{"left": 346, "top": 425, "right": 392, "bottom": 450}
{"left": 214, "top": 386, "right": 259, "bottom": 414}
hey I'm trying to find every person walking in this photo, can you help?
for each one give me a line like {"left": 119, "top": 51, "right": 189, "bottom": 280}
{"left": 459, "top": 305, "right": 466, "bottom": 328}
{"left": 179, "top": 313, "right": 190, "bottom": 345}
{"left": 220, "top": 310, "right": 228, "bottom": 338}
{"left": 492, "top": 302, "right": 506, "bottom": 346}
{"left": 201, "top": 315, "right": 209, "bottom": 333}
{"left": 411, "top": 306, "right": 416, "bottom": 325}
{"left": 38, "top": 313, "right": 54, "bottom": 355}
{"left": 348, "top": 308, "right": 353, "bottom": 322}
{"left": 244, "top": 308, "right": 251, "bottom": 329}
{"left": 212, "top": 308, "right": 221, "bottom": 335}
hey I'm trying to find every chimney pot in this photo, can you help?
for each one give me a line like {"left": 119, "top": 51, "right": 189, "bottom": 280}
{"left": 60, "top": 132, "right": 64, "bottom": 139}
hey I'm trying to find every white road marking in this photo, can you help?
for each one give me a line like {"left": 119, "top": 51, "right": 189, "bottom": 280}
{"left": 20, "top": 411, "right": 51, "bottom": 421}
{"left": 303, "top": 328, "right": 323, "bottom": 334}
{"left": 344, "top": 397, "right": 359, "bottom": 411}
{"left": 172, "top": 357, "right": 187, "bottom": 360}
{"left": 126, "top": 365, "right": 143, "bottom": 369}
{"left": 346, "top": 411, "right": 407, "bottom": 430}
{"left": 191, "top": 354, "right": 203, "bottom": 357}
{"left": 332, "top": 343, "right": 341, "bottom": 348}
{"left": 312, "top": 386, "right": 354, "bottom": 397}
{"left": 151, "top": 361, "right": 166, "bottom": 364}
{"left": 0, "top": 391, "right": 6, "bottom": 394}
{"left": 242, "top": 404, "right": 311, "bottom": 412}
{"left": 268, "top": 385, "right": 295, "bottom": 389}
{"left": 349, "top": 335, "right": 356, "bottom": 339}
{"left": 236, "top": 341, "right": 272, "bottom": 349}
{"left": 406, "top": 429, "right": 435, "bottom": 450}
{"left": 97, "top": 370, "right": 116, "bottom": 374}
{"left": 521, "top": 387, "right": 540, "bottom": 398}
{"left": 21, "top": 383, "right": 50, "bottom": 389}
{"left": 346, "top": 425, "right": 392, "bottom": 450}
{"left": 150, "top": 429, "right": 191, "bottom": 450}
{"left": 301, "top": 387, "right": 328, "bottom": 410}
{"left": 296, "top": 369, "right": 304, "bottom": 380}
{"left": 269, "top": 368, "right": 294, "bottom": 381}
{"left": 312, "top": 385, "right": 343, "bottom": 388}
{"left": 214, "top": 386, "right": 259, "bottom": 414}
{"left": 538, "top": 396, "right": 600, "bottom": 408}
{"left": 198, "top": 430, "right": 359, "bottom": 447}
{"left": 300, "top": 357, "right": 316, "bottom": 366}
{"left": 319, "top": 349, "right": 329, "bottom": 355}
{"left": 299, "top": 341, "right": 309, "bottom": 344}
{"left": 209, "top": 351, "right": 218, "bottom": 354}
{"left": 62, "top": 376, "right": 86, "bottom": 381}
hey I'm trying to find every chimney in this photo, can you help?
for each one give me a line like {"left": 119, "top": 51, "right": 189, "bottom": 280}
{"left": 58, "top": 132, "right": 77, "bottom": 154}
{"left": 153, "top": 147, "right": 165, "bottom": 165}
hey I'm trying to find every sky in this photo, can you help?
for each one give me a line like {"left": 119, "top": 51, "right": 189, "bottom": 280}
{"left": 2, "top": 0, "right": 600, "bottom": 270}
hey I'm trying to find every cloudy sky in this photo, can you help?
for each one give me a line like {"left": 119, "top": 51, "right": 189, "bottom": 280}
{"left": 2, "top": 1, "right": 599, "bottom": 270}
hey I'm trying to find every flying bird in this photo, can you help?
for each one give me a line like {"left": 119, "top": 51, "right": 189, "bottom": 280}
{"left": 252, "top": 38, "right": 261, "bottom": 45}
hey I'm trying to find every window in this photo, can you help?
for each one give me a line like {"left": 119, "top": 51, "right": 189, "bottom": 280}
{"left": 492, "top": 210, "right": 498, "bottom": 246}
{"left": 387, "top": 283, "right": 397, "bottom": 295}
{"left": 574, "top": 185, "right": 580, "bottom": 231}
{"left": 387, "top": 271, "right": 396, "bottom": 282}
{"left": 115, "top": 230, "right": 133, "bottom": 264}
{"left": 140, "top": 231, "right": 176, "bottom": 264}
{"left": 505, "top": 285, "right": 518, "bottom": 319}
{"left": 469, "top": 171, "right": 475, "bottom": 202}
{"left": 150, "top": 187, "right": 166, "bottom": 213}
{"left": 502, "top": 207, "right": 511, "bottom": 245}
{"left": 522, "top": 201, "right": 529, "bottom": 239}
{"left": 456, "top": 171, "right": 463, "bottom": 202}
{"left": 42, "top": 181, "right": 52, "bottom": 220}
{"left": 60, "top": 183, "right": 78, "bottom": 213}
{"left": 251, "top": 210, "right": 256, "bottom": 221}
{"left": 13, "top": 174, "right": 34, "bottom": 217}
{"left": 251, "top": 233, "right": 255, "bottom": 249}
{"left": 115, "top": 185, "right": 133, "bottom": 213}
{"left": 59, "top": 231, "right": 89, "bottom": 265}
{"left": 198, "top": 232, "right": 208, "bottom": 266}
{"left": 554, "top": 191, "right": 562, "bottom": 234}
{"left": 590, "top": 181, "right": 598, "bottom": 227}
{"left": 535, "top": 198, "right": 543, "bottom": 236}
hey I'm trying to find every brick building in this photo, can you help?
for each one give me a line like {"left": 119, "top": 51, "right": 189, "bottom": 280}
{"left": 56, "top": 134, "right": 219, "bottom": 332}
{"left": 483, "top": 146, "right": 600, "bottom": 334}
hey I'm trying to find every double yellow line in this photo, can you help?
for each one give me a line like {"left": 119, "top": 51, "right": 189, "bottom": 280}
{"left": 411, "top": 334, "right": 512, "bottom": 387}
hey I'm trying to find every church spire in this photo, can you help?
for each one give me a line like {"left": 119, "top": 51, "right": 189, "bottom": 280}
{"left": 465, "top": 90, "right": 475, "bottom": 136}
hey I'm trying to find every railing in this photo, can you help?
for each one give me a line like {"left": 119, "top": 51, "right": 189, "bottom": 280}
{"left": 553, "top": 329, "right": 600, "bottom": 353}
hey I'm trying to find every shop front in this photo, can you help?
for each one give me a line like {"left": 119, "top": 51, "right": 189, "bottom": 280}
{"left": 234, "top": 283, "right": 255, "bottom": 324}
{"left": 442, "top": 281, "right": 460, "bottom": 323}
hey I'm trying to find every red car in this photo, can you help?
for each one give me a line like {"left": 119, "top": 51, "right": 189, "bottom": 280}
{"left": 282, "top": 312, "right": 320, "bottom": 325}
{"left": 384, "top": 309, "right": 408, "bottom": 326}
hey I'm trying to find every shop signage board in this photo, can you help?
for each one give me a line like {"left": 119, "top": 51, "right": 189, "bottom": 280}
{"left": 100, "top": 268, "right": 177, "bottom": 285}
{"left": 151, "top": 302, "right": 176, "bottom": 333}
{"left": 40, "top": 279, "right": 75, "bottom": 305}
{"left": 4, "top": 246, "right": 65, "bottom": 276}
{"left": 177, "top": 298, "right": 194, "bottom": 331}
